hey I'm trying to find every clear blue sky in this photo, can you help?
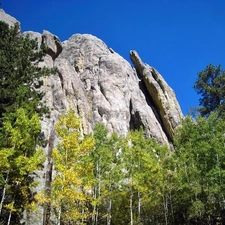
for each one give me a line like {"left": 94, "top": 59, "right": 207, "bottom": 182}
{"left": 2, "top": 0, "right": 225, "bottom": 115}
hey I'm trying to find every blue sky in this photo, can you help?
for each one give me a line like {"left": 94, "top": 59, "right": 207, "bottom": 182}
{"left": 2, "top": 0, "right": 225, "bottom": 115}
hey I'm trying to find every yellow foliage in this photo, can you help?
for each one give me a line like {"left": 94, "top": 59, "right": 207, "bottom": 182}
{"left": 50, "top": 110, "right": 95, "bottom": 223}
{"left": 4, "top": 201, "right": 16, "bottom": 212}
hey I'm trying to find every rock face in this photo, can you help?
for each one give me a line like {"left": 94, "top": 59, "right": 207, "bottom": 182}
{"left": 42, "top": 30, "right": 62, "bottom": 60}
{"left": 0, "top": 9, "right": 183, "bottom": 146}
{"left": 0, "top": 9, "right": 184, "bottom": 224}
{"left": 0, "top": 9, "right": 19, "bottom": 28}
{"left": 41, "top": 33, "right": 183, "bottom": 147}
{"left": 130, "top": 50, "right": 183, "bottom": 142}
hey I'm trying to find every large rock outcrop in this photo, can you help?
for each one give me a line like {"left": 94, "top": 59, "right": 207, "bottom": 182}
{"left": 0, "top": 9, "right": 184, "bottom": 225}
{"left": 40, "top": 33, "right": 183, "bottom": 147}
{"left": 0, "top": 9, "right": 183, "bottom": 147}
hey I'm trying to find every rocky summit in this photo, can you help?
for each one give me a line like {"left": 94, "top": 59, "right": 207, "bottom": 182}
{"left": 0, "top": 9, "right": 183, "bottom": 224}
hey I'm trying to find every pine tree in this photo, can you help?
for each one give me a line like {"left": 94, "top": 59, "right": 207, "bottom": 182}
{"left": 194, "top": 64, "right": 225, "bottom": 117}
{"left": 0, "top": 21, "right": 55, "bottom": 121}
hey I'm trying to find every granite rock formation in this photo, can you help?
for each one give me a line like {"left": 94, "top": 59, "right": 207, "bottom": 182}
{"left": 0, "top": 9, "right": 184, "bottom": 224}
{"left": 0, "top": 9, "right": 183, "bottom": 147}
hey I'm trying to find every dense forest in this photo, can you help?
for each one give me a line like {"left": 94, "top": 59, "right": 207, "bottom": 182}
{"left": 1, "top": 21, "right": 225, "bottom": 225}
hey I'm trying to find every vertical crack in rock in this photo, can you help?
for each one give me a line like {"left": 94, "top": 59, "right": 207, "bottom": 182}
{"left": 129, "top": 99, "right": 143, "bottom": 130}
{"left": 136, "top": 73, "right": 171, "bottom": 140}
{"left": 58, "top": 72, "right": 64, "bottom": 89}
{"left": 99, "top": 82, "right": 111, "bottom": 105}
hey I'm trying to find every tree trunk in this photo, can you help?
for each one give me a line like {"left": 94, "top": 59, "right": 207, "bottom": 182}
{"left": 107, "top": 197, "right": 112, "bottom": 225}
{"left": 162, "top": 188, "right": 168, "bottom": 225}
{"left": 0, "top": 171, "right": 9, "bottom": 214}
{"left": 138, "top": 191, "right": 141, "bottom": 222}
{"left": 130, "top": 187, "right": 133, "bottom": 225}
{"left": 81, "top": 203, "right": 85, "bottom": 224}
{"left": 57, "top": 207, "right": 61, "bottom": 225}
{"left": 92, "top": 186, "right": 97, "bottom": 225}
{"left": 7, "top": 210, "right": 12, "bottom": 225}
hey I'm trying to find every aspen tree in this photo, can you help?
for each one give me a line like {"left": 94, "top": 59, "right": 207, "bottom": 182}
{"left": 0, "top": 108, "right": 44, "bottom": 224}
{"left": 51, "top": 110, "right": 94, "bottom": 224}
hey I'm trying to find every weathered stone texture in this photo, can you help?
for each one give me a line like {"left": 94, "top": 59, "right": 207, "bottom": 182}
{"left": 130, "top": 50, "right": 183, "bottom": 141}
{"left": 0, "top": 9, "right": 184, "bottom": 145}
{"left": 42, "top": 30, "right": 62, "bottom": 60}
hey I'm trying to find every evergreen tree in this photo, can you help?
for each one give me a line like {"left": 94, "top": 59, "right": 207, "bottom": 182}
{"left": 194, "top": 64, "right": 225, "bottom": 117}
{"left": 0, "top": 21, "right": 55, "bottom": 121}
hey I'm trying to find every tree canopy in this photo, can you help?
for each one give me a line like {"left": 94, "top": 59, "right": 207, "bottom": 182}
{"left": 0, "top": 21, "right": 55, "bottom": 121}
{"left": 193, "top": 64, "right": 225, "bottom": 117}
{"left": 0, "top": 20, "right": 54, "bottom": 224}
{"left": 173, "top": 113, "right": 225, "bottom": 224}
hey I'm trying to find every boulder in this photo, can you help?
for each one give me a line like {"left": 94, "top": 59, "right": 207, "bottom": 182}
{"left": 42, "top": 30, "right": 62, "bottom": 60}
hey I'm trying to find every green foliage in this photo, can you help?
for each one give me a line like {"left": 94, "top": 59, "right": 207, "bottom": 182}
{"left": 45, "top": 114, "right": 225, "bottom": 224}
{"left": 0, "top": 108, "right": 44, "bottom": 223}
{"left": 0, "top": 20, "right": 55, "bottom": 223}
{"left": 173, "top": 113, "right": 225, "bottom": 223}
{"left": 0, "top": 21, "right": 55, "bottom": 120}
{"left": 92, "top": 123, "right": 123, "bottom": 225}
{"left": 194, "top": 64, "right": 225, "bottom": 117}
{"left": 91, "top": 125, "right": 172, "bottom": 225}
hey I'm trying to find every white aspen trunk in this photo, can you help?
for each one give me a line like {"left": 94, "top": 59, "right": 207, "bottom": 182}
{"left": 92, "top": 160, "right": 101, "bottom": 225}
{"left": 130, "top": 187, "right": 133, "bottom": 225}
{"left": 7, "top": 210, "right": 12, "bottom": 225}
{"left": 57, "top": 207, "right": 61, "bottom": 225}
{"left": 216, "top": 153, "right": 225, "bottom": 209}
{"left": 138, "top": 191, "right": 141, "bottom": 221}
{"left": 92, "top": 186, "right": 97, "bottom": 225}
{"left": 96, "top": 207, "right": 99, "bottom": 225}
{"left": 95, "top": 181, "right": 100, "bottom": 225}
{"left": 107, "top": 197, "right": 112, "bottom": 225}
{"left": 169, "top": 190, "right": 174, "bottom": 222}
{"left": 96, "top": 160, "right": 101, "bottom": 225}
{"left": 44, "top": 129, "right": 54, "bottom": 225}
{"left": 0, "top": 171, "right": 9, "bottom": 214}
{"left": 162, "top": 189, "right": 168, "bottom": 225}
